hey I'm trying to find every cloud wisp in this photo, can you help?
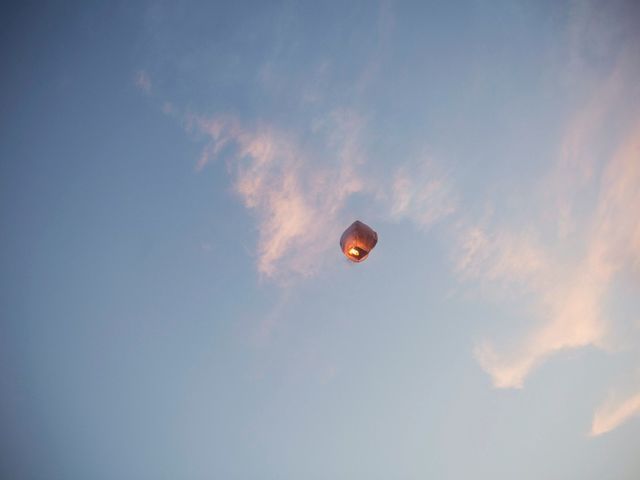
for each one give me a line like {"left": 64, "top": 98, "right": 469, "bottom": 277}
{"left": 187, "top": 110, "right": 367, "bottom": 280}
{"left": 462, "top": 98, "right": 640, "bottom": 390}
{"left": 388, "top": 159, "right": 457, "bottom": 230}
{"left": 452, "top": 3, "right": 640, "bottom": 435}
{"left": 186, "top": 106, "right": 458, "bottom": 282}
{"left": 134, "top": 70, "right": 152, "bottom": 94}
{"left": 591, "top": 390, "right": 640, "bottom": 436}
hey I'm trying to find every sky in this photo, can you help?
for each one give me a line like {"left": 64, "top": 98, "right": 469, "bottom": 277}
{"left": 1, "top": 1, "right": 640, "bottom": 479}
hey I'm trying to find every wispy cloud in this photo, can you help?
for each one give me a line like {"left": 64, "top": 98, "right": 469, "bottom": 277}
{"left": 548, "top": 66, "right": 624, "bottom": 238}
{"left": 188, "top": 110, "right": 366, "bottom": 280}
{"left": 591, "top": 390, "right": 640, "bottom": 436}
{"left": 134, "top": 70, "right": 152, "bottom": 93}
{"left": 469, "top": 117, "right": 640, "bottom": 390}
{"left": 388, "top": 159, "right": 457, "bottom": 229}
{"left": 457, "top": 59, "right": 640, "bottom": 389}
{"left": 436, "top": 3, "right": 640, "bottom": 436}
{"left": 455, "top": 226, "right": 546, "bottom": 290}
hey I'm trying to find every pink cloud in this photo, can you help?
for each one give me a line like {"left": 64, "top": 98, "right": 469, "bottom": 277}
{"left": 591, "top": 390, "right": 640, "bottom": 436}
{"left": 190, "top": 111, "right": 366, "bottom": 280}
{"left": 461, "top": 82, "right": 640, "bottom": 390}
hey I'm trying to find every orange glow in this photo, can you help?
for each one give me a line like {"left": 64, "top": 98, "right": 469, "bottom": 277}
{"left": 348, "top": 247, "right": 360, "bottom": 256}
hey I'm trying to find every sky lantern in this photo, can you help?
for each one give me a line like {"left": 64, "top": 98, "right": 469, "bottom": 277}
{"left": 340, "top": 220, "right": 378, "bottom": 263}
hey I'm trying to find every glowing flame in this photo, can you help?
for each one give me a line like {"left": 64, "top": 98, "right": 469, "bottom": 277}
{"left": 348, "top": 247, "right": 360, "bottom": 256}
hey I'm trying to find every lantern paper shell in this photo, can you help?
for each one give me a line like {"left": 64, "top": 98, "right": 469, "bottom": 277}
{"left": 340, "top": 220, "right": 378, "bottom": 262}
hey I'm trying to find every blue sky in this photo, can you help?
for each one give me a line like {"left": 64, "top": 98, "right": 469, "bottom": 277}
{"left": 2, "top": 1, "right": 640, "bottom": 479}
